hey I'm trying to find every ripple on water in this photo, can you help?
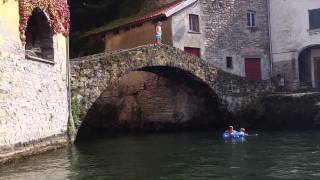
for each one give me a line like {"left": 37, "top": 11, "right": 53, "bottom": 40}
{"left": 0, "top": 132, "right": 320, "bottom": 180}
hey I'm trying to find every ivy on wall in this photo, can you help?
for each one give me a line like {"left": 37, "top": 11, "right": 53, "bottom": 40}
{"left": 19, "top": 0, "right": 70, "bottom": 42}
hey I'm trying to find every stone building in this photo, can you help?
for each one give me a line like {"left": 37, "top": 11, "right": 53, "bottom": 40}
{"left": 0, "top": 0, "right": 71, "bottom": 162}
{"left": 200, "top": 0, "right": 270, "bottom": 80}
{"left": 84, "top": 0, "right": 270, "bottom": 80}
{"left": 270, "top": 0, "right": 320, "bottom": 90}
{"left": 84, "top": 0, "right": 202, "bottom": 56}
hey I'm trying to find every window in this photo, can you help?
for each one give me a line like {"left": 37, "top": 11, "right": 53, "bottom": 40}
{"left": 212, "top": 1, "right": 223, "bottom": 8}
{"left": 247, "top": 10, "right": 256, "bottom": 27}
{"left": 113, "top": 30, "right": 119, "bottom": 35}
{"left": 226, "top": 57, "right": 233, "bottom": 69}
{"left": 189, "top": 14, "right": 200, "bottom": 32}
{"left": 184, "top": 47, "right": 201, "bottom": 58}
{"left": 25, "top": 8, "right": 54, "bottom": 61}
{"left": 309, "top": 9, "right": 320, "bottom": 30}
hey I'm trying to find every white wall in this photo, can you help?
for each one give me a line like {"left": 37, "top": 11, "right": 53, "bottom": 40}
{"left": 0, "top": 6, "right": 69, "bottom": 156}
{"left": 171, "top": 1, "right": 204, "bottom": 57}
{"left": 270, "top": 0, "right": 320, "bottom": 85}
{"left": 270, "top": 0, "right": 320, "bottom": 55}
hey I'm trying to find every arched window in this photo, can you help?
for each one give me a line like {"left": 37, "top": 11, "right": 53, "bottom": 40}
{"left": 25, "top": 8, "right": 54, "bottom": 61}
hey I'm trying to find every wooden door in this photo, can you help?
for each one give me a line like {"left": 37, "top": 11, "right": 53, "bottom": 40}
{"left": 184, "top": 47, "right": 201, "bottom": 58}
{"left": 245, "top": 58, "right": 261, "bottom": 80}
{"left": 314, "top": 57, "right": 320, "bottom": 90}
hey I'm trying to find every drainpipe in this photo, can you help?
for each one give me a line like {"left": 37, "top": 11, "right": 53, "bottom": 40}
{"left": 66, "top": 36, "right": 76, "bottom": 143}
{"left": 267, "top": 0, "right": 274, "bottom": 80}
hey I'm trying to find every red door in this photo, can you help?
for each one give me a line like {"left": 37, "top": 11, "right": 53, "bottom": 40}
{"left": 184, "top": 47, "right": 201, "bottom": 58}
{"left": 245, "top": 58, "right": 261, "bottom": 80}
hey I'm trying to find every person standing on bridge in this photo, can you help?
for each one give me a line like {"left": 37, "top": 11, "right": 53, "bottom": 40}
{"left": 155, "top": 21, "right": 162, "bottom": 44}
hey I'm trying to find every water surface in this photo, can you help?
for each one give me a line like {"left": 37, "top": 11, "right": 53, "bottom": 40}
{"left": 1, "top": 131, "right": 320, "bottom": 180}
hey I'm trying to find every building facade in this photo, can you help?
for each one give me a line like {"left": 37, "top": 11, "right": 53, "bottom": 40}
{"left": 85, "top": 0, "right": 270, "bottom": 81}
{"left": 0, "top": 0, "right": 71, "bottom": 162}
{"left": 270, "top": 0, "right": 320, "bottom": 90}
{"left": 200, "top": 0, "right": 270, "bottom": 80}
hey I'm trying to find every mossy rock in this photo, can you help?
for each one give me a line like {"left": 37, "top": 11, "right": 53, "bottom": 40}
{"left": 237, "top": 93, "right": 320, "bottom": 130}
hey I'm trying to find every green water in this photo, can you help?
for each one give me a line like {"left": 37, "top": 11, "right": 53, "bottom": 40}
{"left": 1, "top": 132, "right": 320, "bottom": 180}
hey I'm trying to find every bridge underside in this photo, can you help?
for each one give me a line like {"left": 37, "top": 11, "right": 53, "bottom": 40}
{"left": 76, "top": 66, "right": 230, "bottom": 141}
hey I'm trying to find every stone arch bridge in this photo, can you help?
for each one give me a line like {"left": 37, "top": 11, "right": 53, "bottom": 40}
{"left": 71, "top": 45, "right": 272, "bottom": 134}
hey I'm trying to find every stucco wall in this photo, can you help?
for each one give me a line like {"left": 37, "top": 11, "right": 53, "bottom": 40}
{"left": 0, "top": 1, "right": 69, "bottom": 163}
{"left": 0, "top": 1, "right": 20, "bottom": 49}
{"left": 105, "top": 20, "right": 173, "bottom": 51}
{"left": 199, "top": 0, "right": 270, "bottom": 80}
{"left": 270, "top": 0, "right": 320, "bottom": 89}
{"left": 171, "top": 1, "right": 204, "bottom": 56}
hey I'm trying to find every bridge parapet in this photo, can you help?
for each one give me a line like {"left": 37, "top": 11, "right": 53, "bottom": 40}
{"left": 71, "top": 44, "right": 273, "bottom": 126}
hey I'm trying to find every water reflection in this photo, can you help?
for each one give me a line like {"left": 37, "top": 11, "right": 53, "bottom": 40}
{"left": 0, "top": 132, "right": 320, "bottom": 180}
{"left": 223, "top": 137, "right": 246, "bottom": 144}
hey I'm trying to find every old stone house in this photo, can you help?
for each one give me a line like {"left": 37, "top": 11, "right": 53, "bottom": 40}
{"left": 0, "top": 0, "right": 71, "bottom": 162}
{"left": 270, "top": 0, "right": 320, "bottom": 91}
{"left": 85, "top": 0, "right": 270, "bottom": 81}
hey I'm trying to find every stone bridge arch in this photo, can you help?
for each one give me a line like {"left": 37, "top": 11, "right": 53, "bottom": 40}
{"left": 71, "top": 45, "right": 272, "bottom": 136}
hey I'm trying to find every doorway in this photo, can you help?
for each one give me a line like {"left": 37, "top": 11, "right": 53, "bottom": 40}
{"left": 245, "top": 58, "right": 261, "bottom": 80}
{"left": 314, "top": 57, "right": 320, "bottom": 90}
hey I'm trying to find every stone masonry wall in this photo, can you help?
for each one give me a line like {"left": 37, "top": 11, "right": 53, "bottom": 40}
{"left": 0, "top": 24, "right": 69, "bottom": 163}
{"left": 71, "top": 45, "right": 273, "bottom": 128}
{"left": 200, "top": 0, "right": 270, "bottom": 80}
{"left": 76, "top": 70, "right": 224, "bottom": 137}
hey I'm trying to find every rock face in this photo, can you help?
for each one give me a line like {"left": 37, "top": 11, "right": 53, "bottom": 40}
{"left": 77, "top": 69, "right": 225, "bottom": 138}
{"left": 237, "top": 93, "right": 320, "bottom": 130}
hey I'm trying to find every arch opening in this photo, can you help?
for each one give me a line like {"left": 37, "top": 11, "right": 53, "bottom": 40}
{"left": 76, "top": 66, "right": 230, "bottom": 142}
{"left": 25, "top": 8, "right": 54, "bottom": 61}
{"left": 298, "top": 45, "right": 320, "bottom": 90}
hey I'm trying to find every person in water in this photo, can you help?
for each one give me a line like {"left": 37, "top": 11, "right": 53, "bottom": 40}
{"left": 225, "top": 126, "right": 238, "bottom": 136}
{"left": 238, "top": 128, "right": 248, "bottom": 137}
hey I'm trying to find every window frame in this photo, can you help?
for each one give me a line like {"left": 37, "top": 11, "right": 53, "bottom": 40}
{"left": 189, "top": 14, "right": 200, "bottom": 33}
{"left": 184, "top": 47, "right": 201, "bottom": 58}
{"left": 247, "top": 10, "right": 256, "bottom": 28}
{"left": 309, "top": 8, "right": 320, "bottom": 30}
{"left": 226, "top": 56, "right": 233, "bottom": 69}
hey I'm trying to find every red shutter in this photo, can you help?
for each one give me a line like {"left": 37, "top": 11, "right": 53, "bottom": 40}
{"left": 184, "top": 47, "right": 200, "bottom": 58}
{"left": 245, "top": 58, "right": 261, "bottom": 80}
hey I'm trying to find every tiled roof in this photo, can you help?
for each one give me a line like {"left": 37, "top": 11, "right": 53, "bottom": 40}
{"left": 84, "top": 0, "right": 185, "bottom": 37}
{"left": 131, "top": 0, "right": 184, "bottom": 25}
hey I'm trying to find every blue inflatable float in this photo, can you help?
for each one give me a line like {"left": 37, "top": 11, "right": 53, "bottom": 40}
{"left": 222, "top": 131, "right": 247, "bottom": 139}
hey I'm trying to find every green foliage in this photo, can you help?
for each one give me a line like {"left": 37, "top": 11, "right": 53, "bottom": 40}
{"left": 70, "top": 0, "right": 145, "bottom": 32}
{"left": 71, "top": 99, "right": 81, "bottom": 127}
{"left": 69, "top": 0, "right": 156, "bottom": 57}
{"left": 70, "top": 33, "right": 105, "bottom": 58}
